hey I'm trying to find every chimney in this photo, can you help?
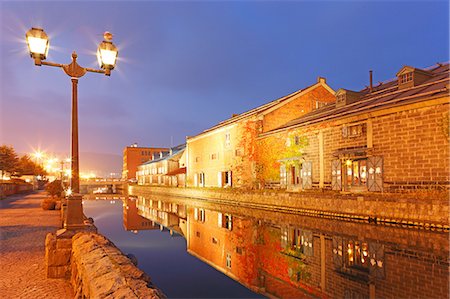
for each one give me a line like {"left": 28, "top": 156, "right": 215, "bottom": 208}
{"left": 159, "top": 151, "right": 163, "bottom": 158}
{"left": 369, "top": 70, "right": 373, "bottom": 92}
{"left": 317, "top": 76, "right": 326, "bottom": 84}
{"left": 152, "top": 154, "right": 155, "bottom": 160}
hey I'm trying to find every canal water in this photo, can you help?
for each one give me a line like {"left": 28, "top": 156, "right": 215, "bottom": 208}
{"left": 83, "top": 195, "right": 449, "bottom": 299}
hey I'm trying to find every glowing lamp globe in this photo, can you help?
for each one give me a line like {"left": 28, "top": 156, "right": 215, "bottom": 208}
{"left": 97, "top": 37, "right": 118, "bottom": 76}
{"left": 25, "top": 27, "right": 49, "bottom": 64}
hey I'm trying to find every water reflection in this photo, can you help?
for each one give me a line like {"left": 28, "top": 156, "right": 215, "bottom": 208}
{"left": 126, "top": 195, "right": 449, "bottom": 299}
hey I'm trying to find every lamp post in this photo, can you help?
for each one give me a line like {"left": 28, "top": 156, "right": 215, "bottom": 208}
{"left": 26, "top": 27, "right": 118, "bottom": 230}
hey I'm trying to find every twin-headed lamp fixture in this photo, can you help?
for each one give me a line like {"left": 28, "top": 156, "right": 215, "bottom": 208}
{"left": 25, "top": 27, "right": 118, "bottom": 75}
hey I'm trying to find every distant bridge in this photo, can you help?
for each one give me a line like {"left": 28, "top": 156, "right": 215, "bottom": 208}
{"left": 80, "top": 179, "right": 126, "bottom": 186}
{"left": 80, "top": 180, "right": 127, "bottom": 194}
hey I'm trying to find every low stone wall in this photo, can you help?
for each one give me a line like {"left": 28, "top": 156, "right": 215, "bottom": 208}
{"left": 130, "top": 185, "right": 449, "bottom": 228}
{"left": 46, "top": 232, "right": 165, "bottom": 298}
{"left": 70, "top": 233, "right": 165, "bottom": 298}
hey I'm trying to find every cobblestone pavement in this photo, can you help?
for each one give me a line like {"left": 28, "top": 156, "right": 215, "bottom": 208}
{"left": 0, "top": 192, "right": 74, "bottom": 299}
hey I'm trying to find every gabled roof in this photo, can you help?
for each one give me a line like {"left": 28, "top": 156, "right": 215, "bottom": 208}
{"left": 187, "top": 78, "right": 334, "bottom": 140}
{"left": 261, "top": 62, "right": 449, "bottom": 136}
{"left": 396, "top": 65, "right": 432, "bottom": 77}
{"left": 140, "top": 144, "right": 186, "bottom": 166}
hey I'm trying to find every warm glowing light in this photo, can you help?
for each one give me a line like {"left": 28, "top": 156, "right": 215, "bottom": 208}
{"left": 97, "top": 39, "right": 118, "bottom": 71}
{"left": 98, "top": 49, "right": 117, "bottom": 66}
{"left": 33, "top": 151, "right": 45, "bottom": 159}
{"left": 80, "top": 172, "right": 96, "bottom": 180}
{"left": 346, "top": 159, "right": 352, "bottom": 166}
{"left": 27, "top": 37, "right": 48, "bottom": 55}
{"left": 66, "top": 188, "right": 72, "bottom": 196}
{"left": 25, "top": 27, "right": 49, "bottom": 60}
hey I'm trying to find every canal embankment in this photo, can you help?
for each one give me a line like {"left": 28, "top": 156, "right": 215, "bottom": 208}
{"left": 130, "top": 185, "right": 450, "bottom": 230}
{"left": 69, "top": 233, "right": 164, "bottom": 298}
{"left": 46, "top": 205, "right": 166, "bottom": 298}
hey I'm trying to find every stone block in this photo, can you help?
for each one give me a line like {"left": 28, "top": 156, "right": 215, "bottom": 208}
{"left": 110, "top": 287, "right": 139, "bottom": 299}
{"left": 47, "top": 248, "right": 72, "bottom": 266}
{"left": 56, "top": 238, "right": 72, "bottom": 249}
{"left": 47, "top": 265, "right": 70, "bottom": 279}
{"left": 45, "top": 233, "right": 57, "bottom": 251}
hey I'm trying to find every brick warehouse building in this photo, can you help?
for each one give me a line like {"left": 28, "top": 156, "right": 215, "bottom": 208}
{"left": 256, "top": 62, "right": 449, "bottom": 193}
{"left": 186, "top": 77, "right": 336, "bottom": 189}
{"left": 122, "top": 144, "right": 169, "bottom": 180}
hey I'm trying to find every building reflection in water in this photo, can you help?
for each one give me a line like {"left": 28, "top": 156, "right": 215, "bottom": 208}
{"left": 123, "top": 196, "right": 449, "bottom": 299}
{"left": 123, "top": 197, "right": 158, "bottom": 232}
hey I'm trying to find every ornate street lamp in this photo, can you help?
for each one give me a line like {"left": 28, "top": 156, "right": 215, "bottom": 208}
{"left": 26, "top": 27, "right": 118, "bottom": 230}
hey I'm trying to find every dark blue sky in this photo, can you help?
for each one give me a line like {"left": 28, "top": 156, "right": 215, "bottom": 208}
{"left": 1, "top": 1, "right": 448, "bottom": 157}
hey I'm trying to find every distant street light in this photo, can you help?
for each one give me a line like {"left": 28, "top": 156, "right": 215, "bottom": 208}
{"left": 26, "top": 27, "right": 118, "bottom": 230}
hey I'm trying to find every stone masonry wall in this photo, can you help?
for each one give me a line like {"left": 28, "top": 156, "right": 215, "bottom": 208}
{"left": 372, "top": 103, "right": 450, "bottom": 190}
{"left": 70, "top": 233, "right": 165, "bottom": 298}
{"left": 130, "top": 185, "right": 449, "bottom": 226}
{"left": 257, "top": 100, "right": 449, "bottom": 192}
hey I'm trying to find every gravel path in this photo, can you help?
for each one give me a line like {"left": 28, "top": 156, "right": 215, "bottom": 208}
{"left": 0, "top": 191, "right": 74, "bottom": 299}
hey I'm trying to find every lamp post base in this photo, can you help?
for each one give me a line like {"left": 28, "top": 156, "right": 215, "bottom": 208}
{"left": 64, "top": 194, "right": 86, "bottom": 230}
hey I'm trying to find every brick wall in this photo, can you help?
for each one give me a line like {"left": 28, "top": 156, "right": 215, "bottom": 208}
{"left": 123, "top": 147, "right": 168, "bottom": 180}
{"left": 372, "top": 104, "right": 449, "bottom": 191}
{"left": 186, "top": 83, "right": 335, "bottom": 189}
{"left": 257, "top": 99, "right": 449, "bottom": 192}
{"left": 263, "top": 85, "right": 336, "bottom": 133}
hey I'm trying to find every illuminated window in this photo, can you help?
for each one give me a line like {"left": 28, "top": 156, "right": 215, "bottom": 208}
{"left": 225, "top": 133, "right": 231, "bottom": 147}
{"left": 336, "top": 93, "right": 346, "bottom": 104}
{"left": 346, "top": 241, "right": 370, "bottom": 270}
{"left": 342, "top": 124, "right": 363, "bottom": 138}
{"left": 198, "top": 173, "right": 205, "bottom": 187}
{"left": 226, "top": 253, "right": 232, "bottom": 269}
{"left": 218, "top": 212, "right": 232, "bottom": 230}
{"left": 194, "top": 208, "right": 205, "bottom": 222}
{"left": 400, "top": 72, "right": 413, "bottom": 84}
{"left": 290, "top": 228, "right": 313, "bottom": 256}
{"left": 224, "top": 171, "right": 232, "bottom": 186}
{"left": 345, "top": 159, "right": 367, "bottom": 187}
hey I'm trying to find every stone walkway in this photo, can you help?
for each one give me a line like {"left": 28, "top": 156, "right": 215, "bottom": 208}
{"left": 0, "top": 191, "right": 74, "bottom": 299}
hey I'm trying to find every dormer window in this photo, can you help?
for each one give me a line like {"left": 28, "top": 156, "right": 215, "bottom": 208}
{"left": 399, "top": 72, "right": 413, "bottom": 84}
{"left": 396, "top": 66, "right": 432, "bottom": 90}
{"left": 335, "top": 89, "right": 360, "bottom": 108}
